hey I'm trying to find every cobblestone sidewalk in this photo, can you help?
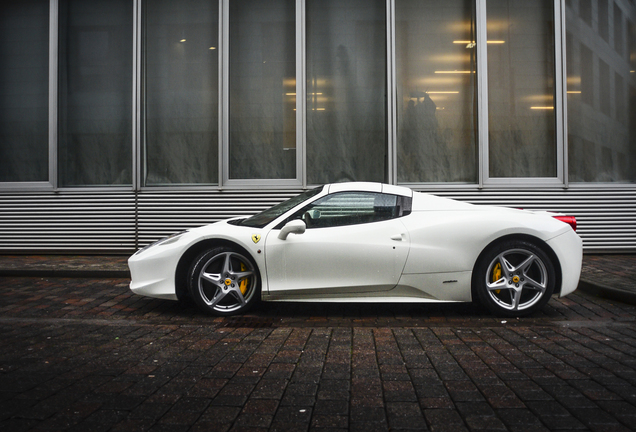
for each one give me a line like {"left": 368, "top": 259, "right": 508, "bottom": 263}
{"left": 579, "top": 255, "right": 636, "bottom": 303}
{"left": 1, "top": 273, "right": 636, "bottom": 431}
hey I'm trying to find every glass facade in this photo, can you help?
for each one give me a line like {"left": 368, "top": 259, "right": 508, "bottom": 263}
{"left": 229, "top": 0, "right": 296, "bottom": 180}
{"left": 144, "top": 0, "right": 219, "bottom": 185}
{"left": 57, "top": 0, "right": 133, "bottom": 186}
{"left": 396, "top": 0, "right": 477, "bottom": 183}
{"left": 566, "top": 0, "right": 636, "bottom": 182}
{"left": 306, "top": 0, "right": 387, "bottom": 184}
{"left": 0, "top": 0, "right": 49, "bottom": 182}
{"left": 487, "top": 0, "right": 557, "bottom": 178}
{"left": 1, "top": 0, "right": 635, "bottom": 189}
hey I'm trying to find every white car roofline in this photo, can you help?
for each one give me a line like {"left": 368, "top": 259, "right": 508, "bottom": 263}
{"left": 326, "top": 182, "right": 412, "bottom": 197}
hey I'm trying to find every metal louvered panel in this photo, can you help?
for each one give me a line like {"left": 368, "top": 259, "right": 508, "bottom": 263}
{"left": 0, "top": 186, "right": 634, "bottom": 254}
{"left": 424, "top": 187, "right": 636, "bottom": 253}
{"left": 137, "top": 190, "right": 302, "bottom": 247}
{"left": 0, "top": 193, "right": 136, "bottom": 253}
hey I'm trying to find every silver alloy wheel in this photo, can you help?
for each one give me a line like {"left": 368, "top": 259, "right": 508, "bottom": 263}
{"left": 484, "top": 248, "right": 549, "bottom": 312}
{"left": 197, "top": 251, "right": 257, "bottom": 314}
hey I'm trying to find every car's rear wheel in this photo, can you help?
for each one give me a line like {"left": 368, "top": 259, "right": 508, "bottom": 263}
{"left": 474, "top": 240, "right": 556, "bottom": 317}
{"left": 188, "top": 247, "right": 260, "bottom": 316}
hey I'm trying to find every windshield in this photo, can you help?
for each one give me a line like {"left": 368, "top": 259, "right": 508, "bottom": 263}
{"left": 238, "top": 186, "right": 324, "bottom": 228}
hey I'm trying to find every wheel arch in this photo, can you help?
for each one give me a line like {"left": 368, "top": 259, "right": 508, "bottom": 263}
{"left": 470, "top": 233, "right": 563, "bottom": 301}
{"left": 174, "top": 238, "right": 261, "bottom": 300}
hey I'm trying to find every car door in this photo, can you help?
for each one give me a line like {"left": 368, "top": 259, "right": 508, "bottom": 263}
{"left": 264, "top": 191, "right": 410, "bottom": 298}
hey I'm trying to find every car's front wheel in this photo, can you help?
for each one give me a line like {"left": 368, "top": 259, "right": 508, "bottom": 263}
{"left": 473, "top": 240, "right": 556, "bottom": 317}
{"left": 188, "top": 247, "right": 260, "bottom": 316}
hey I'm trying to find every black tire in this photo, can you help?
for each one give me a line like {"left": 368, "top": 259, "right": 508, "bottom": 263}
{"left": 188, "top": 246, "right": 260, "bottom": 316}
{"left": 473, "top": 240, "right": 556, "bottom": 317}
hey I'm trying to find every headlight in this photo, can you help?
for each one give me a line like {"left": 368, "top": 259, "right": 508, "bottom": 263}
{"left": 158, "top": 231, "right": 186, "bottom": 246}
{"left": 135, "top": 231, "right": 187, "bottom": 255}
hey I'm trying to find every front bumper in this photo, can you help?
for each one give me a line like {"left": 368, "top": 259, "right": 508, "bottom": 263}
{"left": 128, "top": 244, "right": 182, "bottom": 300}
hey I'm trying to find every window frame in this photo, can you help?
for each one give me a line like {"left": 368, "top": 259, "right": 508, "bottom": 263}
{"left": 219, "top": 0, "right": 304, "bottom": 189}
{"left": 0, "top": 0, "right": 138, "bottom": 193}
{"left": 477, "top": 0, "right": 567, "bottom": 188}
{"left": 139, "top": 0, "right": 221, "bottom": 188}
{"left": 0, "top": 0, "right": 56, "bottom": 191}
{"left": 56, "top": 0, "right": 135, "bottom": 189}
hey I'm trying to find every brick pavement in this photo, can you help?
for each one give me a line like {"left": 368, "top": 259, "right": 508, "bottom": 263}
{"left": 0, "top": 255, "right": 129, "bottom": 278}
{"left": 1, "top": 275, "right": 636, "bottom": 431}
{"left": 579, "top": 255, "right": 636, "bottom": 304}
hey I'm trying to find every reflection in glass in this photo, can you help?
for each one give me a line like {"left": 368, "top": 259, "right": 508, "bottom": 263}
{"left": 306, "top": 0, "right": 386, "bottom": 184}
{"left": 598, "top": 0, "right": 609, "bottom": 42}
{"left": 487, "top": 0, "right": 556, "bottom": 178}
{"left": 229, "top": 0, "right": 296, "bottom": 180}
{"left": 58, "top": 0, "right": 133, "bottom": 186}
{"left": 396, "top": 0, "right": 477, "bottom": 183}
{"left": 144, "top": 0, "right": 218, "bottom": 185}
{"left": 614, "top": 3, "right": 624, "bottom": 58}
{"left": 566, "top": 0, "right": 635, "bottom": 182}
{"left": 579, "top": 0, "right": 592, "bottom": 26}
{"left": 297, "top": 192, "right": 398, "bottom": 228}
{"left": 0, "top": 0, "right": 49, "bottom": 182}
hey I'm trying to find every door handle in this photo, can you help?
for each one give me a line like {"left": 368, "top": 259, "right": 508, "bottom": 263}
{"left": 390, "top": 234, "right": 404, "bottom": 241}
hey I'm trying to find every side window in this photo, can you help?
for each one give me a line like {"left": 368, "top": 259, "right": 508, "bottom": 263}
{"left": 293, "top": 192, "right": 400, "bottom": 229}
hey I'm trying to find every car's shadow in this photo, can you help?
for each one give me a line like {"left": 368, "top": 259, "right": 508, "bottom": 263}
{"left": 154, "top": 296, "right": 566, "bottom": 327}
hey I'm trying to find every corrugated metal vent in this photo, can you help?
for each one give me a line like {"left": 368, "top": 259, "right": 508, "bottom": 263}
{"left": 0, "top": 192, "right": 135, "bottom": 253}
{"left": 0, "top": 186, "right": 634, "bottom": 253}
{"left": 427, "top": 187, "right": 636, "bottom": 252}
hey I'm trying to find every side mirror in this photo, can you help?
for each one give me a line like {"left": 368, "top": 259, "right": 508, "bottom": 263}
{"left": 278, "top": 219, "right": 306, "bottom": 240}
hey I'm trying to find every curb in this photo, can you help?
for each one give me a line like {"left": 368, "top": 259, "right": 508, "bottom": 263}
{"left": 0, "top": 269, "right": 130, "bottom": 279}
{"left": 577, "top": 278, "right": 636, "bottom": 306}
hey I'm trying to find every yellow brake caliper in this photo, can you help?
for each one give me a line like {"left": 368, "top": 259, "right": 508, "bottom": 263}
{"left": 493, "top": 263, "right": 502, "bottom": 294}
{"left": 239, "top": 262, "right": 249, "bottom": 295}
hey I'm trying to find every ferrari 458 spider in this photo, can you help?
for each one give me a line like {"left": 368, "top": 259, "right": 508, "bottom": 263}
{"left": 129, "top": 182, "right": 582, "bottom": 317}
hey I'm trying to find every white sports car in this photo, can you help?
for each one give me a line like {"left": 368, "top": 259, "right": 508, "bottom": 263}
{"left": 129, "top": 182, "right": 582, "bottom": 317}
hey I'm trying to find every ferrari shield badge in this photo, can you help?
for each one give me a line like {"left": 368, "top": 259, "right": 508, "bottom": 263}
{"left": 251, "top": 234, "right": 261, "bottom": 244}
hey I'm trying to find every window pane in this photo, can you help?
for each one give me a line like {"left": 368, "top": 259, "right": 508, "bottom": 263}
{"left": 566, "top": 2, "right": 636, "bottom": 182}
{"left": 487, "top": 0, "right": 557, "bottom": 178}
{"left": 229, "top": 0, "right": 296, "bottom": 180}
{"left": 396, "top": 0, "right": 477, "bottom": 183}
{"left": 614, "top": 4, "right": 624, "bottom": 58}
{"left": 0, "top": 0, "right": 49, "bottom": 182}
{"left": 58, "top": 0, "right": 133, "bottom": 186}
{"left": 240, "top": 186, "right": 324, "bottom": 229}
{"left": 579, "top": 0, "right": 592, "bottom": 26}
{"left": 298, "top": 192, "right": 398, "bottom": 228}
{"left": 598, "top": 0, "right": 609, "bottom": 43}
{"left": 306, "top": 0, "right": 386, "bottom": 184}
{"left": 144, "top": 0, "right": 218, "bottom": 185}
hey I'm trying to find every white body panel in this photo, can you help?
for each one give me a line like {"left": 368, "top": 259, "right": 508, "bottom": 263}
{"left": 547, "top": 229, "right": 583, "bottom": 297}
{"left": 264, "top": 218, "right": 409, "bottom": 299}
{"left": 128, "top": 182, "right": 583, "bottom": 309}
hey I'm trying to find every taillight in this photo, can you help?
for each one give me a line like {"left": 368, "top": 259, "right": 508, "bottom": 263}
{"left": 553, "top": 215, "right": 577, "bottom": 232}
